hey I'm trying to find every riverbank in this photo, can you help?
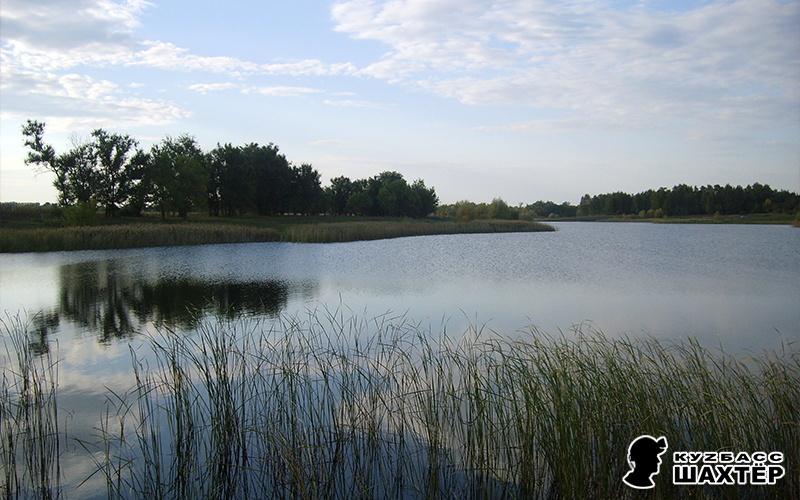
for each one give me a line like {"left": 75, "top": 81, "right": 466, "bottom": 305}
{"left": 0, "top": 216, "right": 555, "bottom": 253}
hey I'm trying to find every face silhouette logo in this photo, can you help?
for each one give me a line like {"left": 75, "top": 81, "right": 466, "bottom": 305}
{"left": 623, "top": 435, "right": 668, "bottom": 489}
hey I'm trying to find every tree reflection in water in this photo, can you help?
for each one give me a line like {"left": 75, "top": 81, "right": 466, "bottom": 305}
{"left": 31, "top": 259, "right": 301, "bottom": 346}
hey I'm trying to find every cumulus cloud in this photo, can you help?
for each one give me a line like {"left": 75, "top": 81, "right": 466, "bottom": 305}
{"left": 0, "top": 0, "right": 360, "bottom": 129}
{"left": 332, "top": 0, "right": 800, "bottom": 135}
{"left": 0, "top": 66, "right": 190, "bottom": 129}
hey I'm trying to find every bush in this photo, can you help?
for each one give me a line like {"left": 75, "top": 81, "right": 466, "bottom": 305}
{"left": 63, "top": 199, "right": 98, "bottom": 226}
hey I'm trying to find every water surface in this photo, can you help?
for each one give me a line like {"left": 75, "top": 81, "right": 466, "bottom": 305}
{"left": 2, "top": 222, "right": 798, "bottom": 351}
{"left": 2, "top": 222, "right": 799, "bottom": 497}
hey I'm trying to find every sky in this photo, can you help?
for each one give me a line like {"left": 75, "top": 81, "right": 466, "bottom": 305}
{"left": 1, "top": 0, "right": 798, "bottom": 205}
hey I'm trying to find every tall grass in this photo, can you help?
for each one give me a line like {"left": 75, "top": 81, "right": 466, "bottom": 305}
{"left": 0, "top": 219, "right": 555, "bottom": 253}
{"left": 2, "top": 311, "right": 797, "bottom": 498}
{"left": 90, "top": 313, "right": 797, "bottom": 499}
{"left": 282, "top": 219, "right": 555, "bottom": 243}
{"left": 0, "top": 224, "right": 281, "bottom": 253}
{"left": 1, "top": 316, "right": 62, "bottom": 499}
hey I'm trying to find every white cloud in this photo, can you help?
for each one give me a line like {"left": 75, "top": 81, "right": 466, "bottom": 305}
{"left": 0, "top": 0, "right": 148, "bottom": 69}
{"left": 332, "top": 0, "right": 800, "bottom": 136}
{"left": 0, "top": 67, "right": 190, "bottom": 129}
{"left": 246, "top": 86, "right": 323, "bottom": 97}
{"left": 0, "top": 0, "right": 359, "bottom": 131}
{"left": 188, "top": 82, "right": 239, "bottom": 94}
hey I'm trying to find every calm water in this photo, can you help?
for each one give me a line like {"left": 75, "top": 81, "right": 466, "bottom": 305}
{"left": 1, "top": 222, "right": 799, "bottom": 496}
{"left": 2, "top": 222, "right": 798, "bottom": 351}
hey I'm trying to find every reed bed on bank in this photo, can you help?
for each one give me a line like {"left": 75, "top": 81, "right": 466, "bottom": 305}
{"left": 2, "top": 311, "right": 798, "bottom": 498}
{"left": 281, "top": 219, "right": 555, "bottom": 243}
{"left": 0, "top": 224, "right": 282, "bottom": 253}
{"left": 0, "top": 219, "right": 555, "bottom": 253}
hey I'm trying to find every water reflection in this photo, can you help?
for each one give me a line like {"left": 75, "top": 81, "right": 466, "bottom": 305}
{"left": 33, "top": 259, "right": 309, "bottom": 344}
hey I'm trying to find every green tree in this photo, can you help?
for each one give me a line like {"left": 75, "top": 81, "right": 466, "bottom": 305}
{"left": 91, "top": 129, "right": 147, "bottom": 216}
{"left": 249, "top": 143, "right": 293, "bottom": 215}
{"left": 488, "top": 198, "right": 512, "bottom": 219}
{"left": 290, "top": 163, "right": 325, "bottom": 215}
{"left": 410, "top": 179, "right": 438, "bottom": 217}
{"left": 208, "top": 143, "right": 256, "bottom": 216}
{"left": 345, "top": 180, "right": 372, "bottom": 215}
{"left": 148, "top": 135, "right": 207, "bottom": 219}
{"left": 22, "top": 120, "right": 97, "bottom": 206}
{"left": 326, "top": 176, "right": 353, "bottom": 215}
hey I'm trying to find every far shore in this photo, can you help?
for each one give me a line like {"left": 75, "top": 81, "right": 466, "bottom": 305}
{"left": 0, "top": 216, "right": 556, "bottom": 253}
{"left": 2, "top": 211, "right": 797, "bottom": 254}
{"left": 540, "top": 212, "right": 799, "bottom": 225}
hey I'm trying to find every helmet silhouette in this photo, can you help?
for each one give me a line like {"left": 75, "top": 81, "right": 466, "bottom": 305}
{"left": 623, "top": 435, "right": 668, "bottom": 489}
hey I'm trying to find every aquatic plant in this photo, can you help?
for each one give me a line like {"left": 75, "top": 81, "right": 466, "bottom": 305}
{"left": 92, "top": 312, "right": 799, "bottom": 499}
{"left": 2, "top": 311, "right": 797, "bottom": 498}
{"left": 1, "top": 315, "right": 62, "bottom": 499}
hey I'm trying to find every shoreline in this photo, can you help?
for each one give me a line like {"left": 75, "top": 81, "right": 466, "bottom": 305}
{"left": 535, "top": 212, "right": 798, "bottom": 225}
{"left": 0, "top": 218, "right": 556, "bottom": 253}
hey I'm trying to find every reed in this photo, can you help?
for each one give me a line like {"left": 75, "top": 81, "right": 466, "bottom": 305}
{"left": 0, "top": 315, "right": 62, "bottom": 499}
{"left": 91, "top": 313, "right": 797, "bottom": 499}
{"left": 281, "top": 219, "right": 555, "bottom": 243}
{"left": 2, "top": 311, "right": 797, "bottom": 498}
{"left": 0, "top": 224, "right": 282, "bottom": 253}
{"left": 0, "top": 219, "right": 555, "bottom": 253}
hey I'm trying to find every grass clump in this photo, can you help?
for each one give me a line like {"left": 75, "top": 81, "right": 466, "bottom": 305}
{"left": 1, "top": 316, "right": 62, "bottom": 499}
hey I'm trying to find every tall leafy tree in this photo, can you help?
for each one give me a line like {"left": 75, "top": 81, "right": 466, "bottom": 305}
{"left": 148, "top": 135, "right": 207, "bottom": 219}
{"left": 326, "top": 176, "right": 353, "bottom": 215}
{"left": 410, "top": 179, "right": 438, "bottom": 217}
{"left": 91, "top": 129, "right": 147, "bottom": 216}
{"left": 207, "top": 143, "right": 255, "bottom": 216}
{"left": 22, "top": 120, "right": 97, "bottom": 205}
{"left": 248, "top": 143, "right": 293, "bottom": 215}
{"left": 290, "top": 163, "right": 325, "bottom": 215}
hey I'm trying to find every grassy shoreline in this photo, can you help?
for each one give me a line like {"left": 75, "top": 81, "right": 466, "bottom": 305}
{"left": 0, "top": 217, "right": 556, "bottom": 253}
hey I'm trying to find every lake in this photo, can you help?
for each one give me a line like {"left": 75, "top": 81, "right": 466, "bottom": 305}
{"left": 1, "top": 221, "right": 798, "bottom": 497}
{"left": 3, "top": 222, "right": 797, "bottom": 351}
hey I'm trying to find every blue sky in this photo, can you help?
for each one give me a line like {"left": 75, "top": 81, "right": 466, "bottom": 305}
{"left": 1, "top": 0, "right": 798, "bottom": 205}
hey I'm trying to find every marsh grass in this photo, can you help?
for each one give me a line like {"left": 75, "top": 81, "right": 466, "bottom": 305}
{"left": 0, "top": 219, "right": 555, "bottom": 252}
{"left": 1, "top": 316, "right": 62, "bottom": 499}
{"left": 2, "top": 311, "right": 798, "bottom": 498}
{"left": 0, "top": 224, "right": 281, "bottom": 253}
{"left": 281, "top": 219, "right": 555, "bottom": 243}
{"left": 91, "top": 313, "right": 798, "bottom": 499}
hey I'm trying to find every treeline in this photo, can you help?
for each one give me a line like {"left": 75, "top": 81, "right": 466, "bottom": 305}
{"left": 440, "top": 183, "right": 799, "bottom": 222}
{"left": 438, "top": 198, "right": 576, "bottom": 221}
{"left": 20, "top": 120, "right": 438, "bottom": 219}
{"left": 576, "top": 184, "right": 799, "bottom": 217}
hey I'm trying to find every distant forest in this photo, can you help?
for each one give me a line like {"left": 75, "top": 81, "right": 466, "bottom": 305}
{"left": 14, "top": 120, "right": 799, "bottom": 224}
{"left": 440, "top": 183, "right": 800, "bottom": 221}
{"left": 19, "top": 120, "right": 438, "bottom": 219}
